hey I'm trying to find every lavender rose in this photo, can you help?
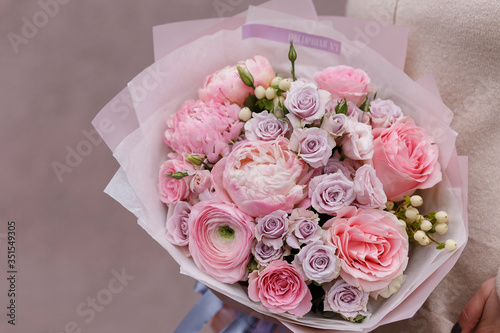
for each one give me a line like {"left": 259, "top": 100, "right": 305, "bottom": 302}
{"left": 244, "top": 111, "right": 289, "bottom": 141}
{"left": 369, "top": 98, "right": 403, "bottom": 129}
{"left": 326, "top": 98, "right": 370, "bottom": 124}
{"left": 353, "top": 164, "right": 387, "bottom": 209}
{"left": 320, "top": 112, "right": 348, "bottom": 137}
{"left": 255, "top": 210, "right": 289, "bottom": 249}
{"left": 251, "top": 241, "right": 285, "bottom": 267}
{"left": 290, "top": 127, "right": 336, "bottom": 168}
{"left": 323, "top": 279, "right": 370, "bottom": 321}
{"left": 322, "top": 151, "right": 357, "bottom": 179}
{"left": 309, "top": 171, "right": 356, "bottom": 215}
{"left": 165, "top": 201, "right": 192, "bottom": 247}
{"left": 285, "top": 80, "right": 331, "bottom": 127}
{"left": 340, "top": 117, "right": 374, "bottom": 161}
{"left": 286, "top": 209, "right": 322, "bottom": 249}
{"left": 293, "top": 240, "right": 341, "bottom": 284}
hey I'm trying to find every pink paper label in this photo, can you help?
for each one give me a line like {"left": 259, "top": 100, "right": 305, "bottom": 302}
{"left": 242, "top": 24, "right": 341, "bottom": 55}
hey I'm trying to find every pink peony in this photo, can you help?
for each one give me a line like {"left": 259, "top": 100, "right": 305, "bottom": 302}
{"left": 248, "top": 261, "right": 312, "bottom": 316}
{"left": 158, "top": 155, "right": 193, "bottom": 204}
{"left": 163, "top": 99, "right": 243, "bottom": 163}
{"left": 188, "top": 200, "right": 255, "bottom": 283}
{"left": 211, "top": 138, "right": 311, "bottom": 217}
{"left": 198, "top": 55, "right": 275, "bottom": 105}
{"left": 313, "top": 66, "right": 371, "bottom": 107}
{"left": 372, "top": 117, "right": 442, "bottom": 201}
{"left": 326, "top": 206, "right": 409, "bottom": 292}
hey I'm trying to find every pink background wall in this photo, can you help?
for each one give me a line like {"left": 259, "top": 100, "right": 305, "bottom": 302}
{"left": 0, "top": 1, "right": 346, "bottom": 332}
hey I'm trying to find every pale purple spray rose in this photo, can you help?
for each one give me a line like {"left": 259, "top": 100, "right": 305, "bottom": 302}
{"left": 341, "top": 117, "right": 374, "bottom": 161}
{"left": 322, "top": 151, "right": 357, "bottom": 180}
{"left": 244, "top": 111, "right": 288, "bottom": 141}
{"left": 290, "top": 127, "right": 336, "bottom": 168}
{"left": 353, "top": 164, "right": 387, "bottom": 209}
{"left": 165, "top": 201, "right": 192, "bottom": 247}
{"left": 255, "top": 210, "right": 289, "bottom": 249}
{"left": 326, "top": 98, "right": 370, "bottom": 124}
{"left": 323, "top": 279, "right": 370, "bottom": 321}
{"left": 369, "top": 98, "right": 403, "bottom": 129}
{"left": 251, "top": 240, "right": 285, "bottom": 267}
{"left": 309, "top": 171, "right": 356, "bottom": 215}
{"left": 293, "top": 240, "right": 341, "bottom": 284}
{"left": 286, "top": 209, "right": 322, "bottom": 249}
{"left": 320, "top": 112, "right": 348, "bottom": 137}
{"left": 285, "top": 80, "right": 331, "bottom": 127}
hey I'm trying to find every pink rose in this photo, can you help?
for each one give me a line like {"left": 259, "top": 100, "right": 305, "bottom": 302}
{"left": 163, "top": 99, "right": 243, "bottom": 163}
{"left": 369, "top": 98, "right": 403, "bottom": 129}
{"left": 211, "top": 138, "right": 311, "bottom": 217}
{"left": 326, "top": 207, "right": 409, "bottom": 292}
{"left": 198, "top": 55, "right": 275, "bottom": 105}
{"left": 353, "top": 164, "right": 387, "bottom": 209}
{"left": 248, "top": 261, "right": 312, "bottom": 316}
{"left": 188, "top": 200, "right": 255, "bottom": 283}
{"left": 290, "top": 127, "right": 336, "bottom": 168}
{"left": 340, "top": 117, "right": 374, "bottom": 161}
{"left": 372, "top": 117, "right": 442, "bottom": 201}
{"left": 189, "top": 170, "right": 212, "bottom": 194}
{"left": 158, "top": 155, "right": 193, "bottom": 204}
{"left": 165, "top": 201, "right": 192, "bottom": 247}
{"left": 313, "top": 66, "right": 371, "bottom": 106}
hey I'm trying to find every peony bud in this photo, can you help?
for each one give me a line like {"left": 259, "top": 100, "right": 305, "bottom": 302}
{"left": 255, "top": 86, "right": 266, "bottom": 99}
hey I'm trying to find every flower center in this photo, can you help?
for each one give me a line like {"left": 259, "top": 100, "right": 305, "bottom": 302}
{"left": 218, "top": 225, "right": 235, "bottom": 240}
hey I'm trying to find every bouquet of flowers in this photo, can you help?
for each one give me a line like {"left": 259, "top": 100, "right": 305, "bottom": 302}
{"left": 94, "top": 2, "right": 467, "bottom": 331}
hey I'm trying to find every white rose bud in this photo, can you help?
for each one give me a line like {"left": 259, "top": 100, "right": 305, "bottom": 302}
{"left": 410, "top": 195, "right": 423, "bottom": 207}
{"left": 279, "top": 78, "right": 291, "bottom": 91}
{"left": 271, "top": 76, "right": 282, "bottom": 87}
{"left": 239, "top": 107, "right": 252, "bottom": 122}
{"left": 435, "top": 211, "right": 448, "bottom": 223}
{"left": 405, "top": 207, "right": 419, "bottom": 222}
{"left": 420, "top": 219, "right": 433, "bottom": 231}
{"left": 414, "top": 230, "right": 426, "bottom": 242}
{"left": 444, "top": 239, "right": 457, "bottom": 251}
{"left": 435, "top": 223, "right": 448, "bottom": 235}
{"left": 265, "top": 87, "right": 277, "bottom": 100}
{"left": 385, "top": 201, "right": 395, "bottom": 210}
{"left": 255, "top": 86, "right": 266, "bottom": 99}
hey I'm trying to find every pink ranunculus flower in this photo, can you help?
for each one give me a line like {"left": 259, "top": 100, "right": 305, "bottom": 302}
{"left": 163, "top": 99, "right": 243, "bottom": 163}
{"left": 198, "top": 55, "right": 275, "bottom": 105}
{"left": 211, "top": 138, "right": 311, "bottom": 217}
{"left": 165, "top": 201, "right": 192, "bottom": 247}
{"left": 340, "top": 117, "right": 374, "bottom": 161}
{"left": 158, "top": 155, "right": 193, "bottom": 204}
{"left": 290, "top": 127, "right": 336, "bottom": 168}
{"left": 293, "top": 240, "right": 341, "bottom": 284}
{"left": 372, "top": 117, "right": 442, "bottom": 201}
{"left": 326, "top": 206, "right": 409, "bottom": 292}
{"left": 309, "top": 171, "right": 356, "bottom": 215}
{"left": 285, "top": 80, "right": 331, "bottom": 127}
{"left": 244, "top": 111, "right": 288, "bottom": 141}
{"left": 286, "top": 208, "right": 322, "bottom": 249}
{"left": 188, "top": 200, "right": 255, "bottom": 283}
{"left": 313, "top": 66, "right": 371, "bottom": 107}
{"left": 353, "top": 164, "right": 387, "bottom": 209}
{"left": 248, "top": 261, "right": 312, "bottom": 316}
{"left": 369, "top": 98, "right": 403, "bottom": 129}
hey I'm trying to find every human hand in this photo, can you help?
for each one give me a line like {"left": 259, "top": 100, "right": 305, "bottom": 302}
{"left": 456, "top": 277, "right": 500, "bottom": 333}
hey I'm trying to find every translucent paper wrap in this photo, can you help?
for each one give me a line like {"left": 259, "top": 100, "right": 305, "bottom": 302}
{"left": 93, "top": 1, "right": 468, "bottom": 332}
